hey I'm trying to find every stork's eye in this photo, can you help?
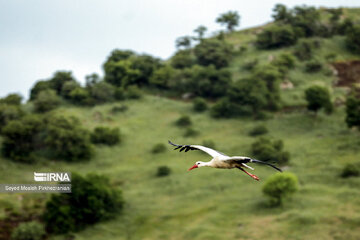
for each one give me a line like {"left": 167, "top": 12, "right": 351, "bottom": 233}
{"left": 197, "top": 163, "right": 200, "bottom": 165}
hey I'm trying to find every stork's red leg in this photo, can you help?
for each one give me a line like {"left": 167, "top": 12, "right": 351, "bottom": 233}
{"left": 237, "top": 167, "right": 260, "bottom": 181}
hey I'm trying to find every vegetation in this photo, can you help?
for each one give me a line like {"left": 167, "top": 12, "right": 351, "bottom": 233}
{"left": 341, "top": 163, "right": 360, "bottom": 178}
{"left": 151, "top": 143, "right": 167, "bottom": 154}
{"left": 91, "top": 127, "right": 121, "bottom": 146}
{"left": 251, "top": 137, "right": 290, "bottom": 165}
{"left": 33, "top": 89, "right": 61, "bottom": 113}
{"left": 345, "top": 93, "right": 360, "bottom": 129}
{"left": 194, "top": 39, "right": 233, "bottom": 69}
{"left": 43, "top": 173, "right": 124, "bottom": 234}
{"left": 249, "top": 125, "right": 268, "bottom": 136}
{"left": 192, "top": 97, "right": 207, "bottom": 112}
{"left": 305, "top": 86, "right": 333, "bottom": 114}
{"left": 216, "top": 11, "right": 240, "bottom": 32}
{"left": 156, "top": 166, "right": 171, "bottom": 177}
{"left": 11, "top": 221, "right": 45, "bottom": 240}
{"left": 175, "top": 115, "right": 192, "bottom": 127}
{"left": 262, "top": 172, "right": 298, "bottom": 206}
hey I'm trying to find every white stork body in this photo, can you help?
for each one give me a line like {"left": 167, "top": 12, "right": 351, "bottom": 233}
{"left": 169, "top": 141, "right": 282, "bottom": 181}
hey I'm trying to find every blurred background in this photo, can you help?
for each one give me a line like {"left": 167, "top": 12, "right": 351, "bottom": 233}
{"left": 0, "top": 0, "right": 360, "bottom": 239}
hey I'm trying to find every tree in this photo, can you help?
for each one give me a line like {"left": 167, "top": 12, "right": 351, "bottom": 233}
{"left": 0, "top": 105, "right": 24, "bottom": 132}
{"left": 49, "top": 71, "right": 76, "bottom": 95}
{"left": 29, "top": 80, "right": 52, "bottom": 101}
{"left": 251, "top": 137, "right": 290, "bottom": 165}
{"left": 104, "top": 49, "right": 135, "bottom": 63}
{"left": 69, "top": 87, "right": 90, "bottom": 105}
{"left": 176, "top": 36, "right": 192, "bottom": 49}
{"left": 33, "top": 89, "right": 61, "bottom": 113}
{"left": 256, "top": 24, "right": 298, "bottom": 49}
{"left": 90, "top": 81, "right": 115, "bottom": 103}
{"left": 216, "top": 11, "right": 240, "bottom": 32}
{"left": 104, "top": 60, "right": 141, "bottom": 87}
{"left": 43, "top": 115, "right": 94, "bottom": 161}
{"left": 11, "top": 221, "right": 45, "bottom": 240}
{"left": 61, "top": 80, "right": 80, "bottom": 99}
{"left": 1, "top": 115, "right": 43, "bottom": 163}
{"left": 91, "top": 127, "right": 121, "bottom": 146}
{"left": 85, "top": 73, "right": 101, "bottom": 88}
{"left": 171, "top": 49, "right": 196, "bottom": 69}
{"left": 272, "top": 4, "right": 293, "bottom": 23}
{"left": 0, "top": 93, "right": 22, "bottom": 105}
{"left": 346, "top": 24, "right": 360, "bottom": 54}
{"left": 149, "top": 65, "right": 175, "bottom": 89}
{"left": 262, "top": 172, "right": 298, "bottom": 206}
{"left": 194, "top": 39, "right": 233, "bottom": 69}
{"left": 193, "top": 97, "right": 207, "bottom": 112}
{"left": 43, "top": 173, "right": 124, "bottom": 234}
{"left": 305, "top": 86, "right": 333, "bottom": 114}
{"left": 131, "top": 54, "right": 162, "bottom": 86}
{"left": 193, "top": 25, "right": 207, "bottom": 40}
{"left": 345, "top": 94, "right": 360, "bottom": 129}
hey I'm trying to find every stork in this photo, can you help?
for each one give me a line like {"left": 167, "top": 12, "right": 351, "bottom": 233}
{"left": 168, "top": 140, "right": 282, "bottom": 181}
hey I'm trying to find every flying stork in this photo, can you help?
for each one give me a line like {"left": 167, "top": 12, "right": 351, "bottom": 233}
{"left": 168, "top": 140, "right": 282, "bottom": 181}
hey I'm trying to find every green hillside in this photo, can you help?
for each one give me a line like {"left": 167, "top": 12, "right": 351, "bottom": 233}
{"left": 1, "top": 6, "right": 360, "bottom": 240}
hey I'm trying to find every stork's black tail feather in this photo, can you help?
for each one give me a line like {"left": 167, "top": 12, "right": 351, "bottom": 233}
{"left": 251, "top": 159, "right": 282, "bottom": 172}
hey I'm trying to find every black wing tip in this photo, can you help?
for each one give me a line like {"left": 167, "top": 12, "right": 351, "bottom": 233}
{"left": 251, "top": 158, "right": 282, "bottom": 172}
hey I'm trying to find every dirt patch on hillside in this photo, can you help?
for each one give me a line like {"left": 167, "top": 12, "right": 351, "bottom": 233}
{"left": 332, "top": 60, "right": 360, "bottom": 87}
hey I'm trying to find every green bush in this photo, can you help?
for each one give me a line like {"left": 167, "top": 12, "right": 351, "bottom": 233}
{"left": 210, "top": 98, "right": 238, "bottom": 118}
{"left": 272, "top": 53, "right": 296, "bottom": 74}
{"left": 256, "top": 24, "right": 298, "bottom": 49}
{"left": 0, "top": 93, "right": 22, "bottom": 105}
{"left": 251, "top": 137, "right": 290, "bottom": 165}
{"left": 305, "top": 59, "right": 323, "bottom": 73}
{"left": 33, "top": 89, "right": 61, "bottom": 113}
{"left": 345, "top": 94, "right": 360, "bottom": 129}
{"left": 114, "top": 87, "right": 126, "bottom": 100}
{"left": 183, "top": 128, "right": 199, "bottom": 137}
{"left": 126, "top": 85, "right": 142, "bottom": 99}
{"left": 249, "top": 125, "right": 269, "bottom": 136}
{"left": 305, "top": 85, "right": 333, "bottom": 114}
{"left": 61, "top": 81, "right": 80, "bottom": 99}
{"left": 49, "top": 71, "right": 77, "bottom": 95}
{"left": 0, "top": 105, "right": 24, "bottom": 133}
{"left": 1, "top": 115, "right": 43, "bottom": 163}
{"left": 346, "top": 24, "right": 360, "bottom": 54}
{"left": 262, "top": 172, "right": 298, "bottom": 206}
{"left": 156, "top": 166, "right": 171, "bottom": 177}
{"left": 193, "top": 97, "right": 207, "bottom": 112}
{"left": 111, "top": 105, "right": 128, "bottom": 114}
{"left": 43, "top": 173, "right": 124, "bottom": 234}
{"left": 44, "top": 115, "right": 94, "bottom": 161}
{"left": 175, "top": 115, "right": 192, "bottom": 127}
{"left": 11, "top": 221, "right": 45, "bottom": 240}
{"left": 91, "top": 127, "right": 121, "bottom": 146}
{"left": 151, "top": 143, "right": 166, "bottom": 154}
{"left": 149, "top": 65, "right": 175, "bottom": 89}
{"left": 293, "top": 39, "right": 315, "bottom": 61}
{"left": 194, "top": 39, "right": 233, "bottom": 69}
{"left": 242, "top": 59, "right": 258, "bottom": 70}
{"left": 29, "top": 80, "right": 52, "bottom": 101}
{"left": 69, "top": 87, "right": 90, "bottom": 105}
{"left": 90, "top": 81, "right": 115, "bottom": 104}
{"left": 171, "top": 49, "right": 196, "bottom": 69}
{"left": 341, "top": 163, "right": 360, "bottom": 178}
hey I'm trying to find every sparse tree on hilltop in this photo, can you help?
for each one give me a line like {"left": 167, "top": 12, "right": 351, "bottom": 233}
{"left": 216, "top": 11, "right": 240, "bottom": 32}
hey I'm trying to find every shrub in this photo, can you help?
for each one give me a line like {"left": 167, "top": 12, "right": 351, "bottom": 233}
{"left": 346, "top": 24, "right": 360, "bottom": 54}
{"left": 251, "top": 137, "right": 290, "bottom": 165}
{"left": 305, "top": 59, "right": 323, "bottom": 73}
{"left": 249, "top": 125, "right": 268, "bottom": 136}
{"left": 175, "top": 115, "right": 192, "bottom": 127}
{"left": 262, "top": 172, "right": 298, "bottom": 206}
{"left": 69, "top": 87, "right": 90, "bottom": 105}
{"left": 150, "top": 65, "right": 175, "bottom": 89}
{"left": 126, "top": 85, "right": 142, "bottom": 99}
{"left": 193, "top": 97, "right": 207, "bottom": 112}
{"left": 44, "top": 115, "right": 94, "bottom": 161}
{"left": 91, "top": 127, "right": 121, "bottom": 146}
{"left": 305, "top": 86, "right": 333, "bottom": 114}
{"left": 183, "top": 128, "right": 199, "bottom": 137}
{"left": 114, "top": 87, "right": 126, "bottom": 101}
{"left": 33, "top": 89, "right": 61, "bottom": 113}
{"left": 50, "top": 71, "right": 77, "bottom": 95}
{"left": 272, "top": 53, "right": 296, "bottom": 74}
{"left": 29, "top": 80, "right": 52, "bottom": 101}
{"left": 242, "top": 59, "right": 258, "bottom": 71}
{"left": 210, "top": 97, "right": 237, "bottom": 118}
{"left": 1, "top": 115, "right": 43, "bottom": 163}
{"left": 90, "top": 81, "right": 115, "bottom": 104}
{"left": 345, "top": 94, "right": 360, "bottom": 129}
{"left": 156, "top": 166, "right": 171, "bottom": 177}
{"left": 256, "top": 24, "right": 298, "bottom": 49}
{"left": 0, "top": 93, "right": 22, "bottom": 105}
{"left": 43, "top": 173, "right": 124, "bottom": 234}
{"left": 11, "top": 221, "right": 45, "bottom": 240}
{"left": 194, "top": 39, "right": 233, "bottom": 69}
{"left": 171, "top": 49, "right": 196, "bottom": 69}
{"left": 341, "top": 163, "right": 360, "bottom": 178}
{"left": 111, "top": 105, "right": 128, "bottom": 114}
{"left": 151, "top": 143, "right": 166, "bottom": 154}
{"left": 61, "top": 81, "right": 80, "bottom": 99}
{"left": 293, "top": 39, "right": 315, "bottom": 61}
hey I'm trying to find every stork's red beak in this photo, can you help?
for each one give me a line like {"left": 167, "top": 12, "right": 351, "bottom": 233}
{"left": 188, "top": 164, "right": 198, "bottom": 171}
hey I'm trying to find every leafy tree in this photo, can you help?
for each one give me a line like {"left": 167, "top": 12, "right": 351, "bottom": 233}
{"left": 346, "top": 24, "right": 360, "bottom": 54}
{"left": 105, "top": 49, "right": 135, "bottom": 63}
{"left": 193, "top": 97, "right": 207, "bottom": 112}
{"left": 90, "top": 81, "right": 115, "bottom": 103}
{"left": 292, "top": 5, "right": 320, "bottom": 37}
{"left": 211, "top": 97, "right": 237, "bottom": 118}
{"left": 345, "top": 94, "right": 360, "bottom": 129}
{"left": 29, "top": 80, "right": 52, "bottom": 100}
{"left": 104, "top": 60, "right": 141, "bottom": 87}
{"left": 193, "top": 25, "right": 207, "bottom": 40}
{"left": 61, "top": 80, "right": 80, "bottom": 99}
{"left": 11, "top": 221, "right": 45, "bottom": 240}
{"left": 50, "top": 71, "right": 76, "bottom": 95}
{"left": 149, "top": 65, "right": 175, "bottom": 89}
{"left": 171, "top": 49, "right": 196, "bottom": 69}
{"left": 131, "top": 54, "right": 162, "bottom": 86}
{"left": 271, "top": 53, "right": 296, "bottom": 74}
{"left": 216, "top": 11, "right": 240, "bottom": 32}
{"left": 69, "top": 87, "right": 91, "bottom": 105}
{"left": 194, "top": 39, "right": 233, "bottom": 68}
{"left": 43, "top": 173, "right": 124, "bottom": 234}
{"left": 0, "top": 93, "right": 22, "bottom": 105}
{"left": 91, "top": 127, "right": 121, "bottom": 146}
{"left": 262, "top": 172, "right": 298, "bottom": 206}
{"left": 1, "top": 114, "right": 42, "bottom": 163}
{"left": 125, "top": 85, "right": 143, "bottom": 99}
{"left": 176, "top": 36, "right": 192, "bottom": 49}
{"left": 293, "top": 39, "right": 315, "bottom": 61}
{"left": 85, "top": 73, "right": 101, "bottom": 88}
{"left": 114, "top": 87, "right": 126, "bottom": 101}
{"left": 43, "top": 115, "right": 94, "bottom": 161}
{"left": 0, "top": 105, "right": 24, "bottom": 132}
{"left": 256, "top": 24, "right": 298, "bottom": 49}
{"left": 272, "top": 4, "right": 293, "bottom": 23}
{"left": 305, "top": 59, "right": 323, "bottom": 73}
{"left": 305, "top": 86, "right": 333, "bottom": 114}
{"left": 251, "top": 137, "right": 290, "bottom": 165}
{"left": 33, "top": 89, "right": 61, "bottom": 113}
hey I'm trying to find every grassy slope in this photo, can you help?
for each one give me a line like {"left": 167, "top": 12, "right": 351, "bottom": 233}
{"left": 1, "top": 7, "right": 360, "bottom": 240}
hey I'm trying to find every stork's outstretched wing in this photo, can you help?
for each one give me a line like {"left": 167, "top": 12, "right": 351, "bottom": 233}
{"left": 225, "top": 156, "right": 282, "bottom": 172}
{"left": 168, "top": 140, "right": 228, "bottom": 158}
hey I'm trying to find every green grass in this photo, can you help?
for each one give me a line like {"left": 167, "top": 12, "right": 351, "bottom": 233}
{"left": 1, "top": 95, "right": 360, "bottom": 240}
